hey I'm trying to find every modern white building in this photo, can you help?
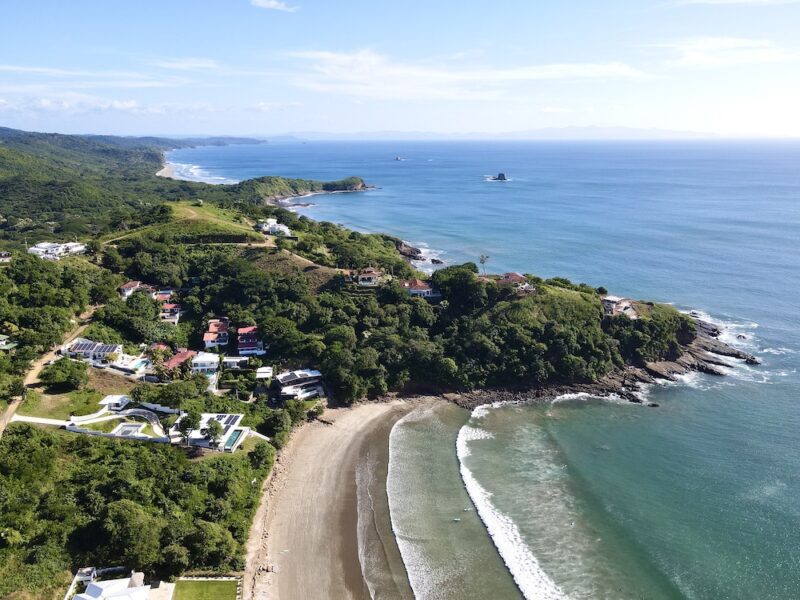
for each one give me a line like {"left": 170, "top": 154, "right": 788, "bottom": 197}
{"left": 191, "top": 351, "right": 220, "bottom": 374}
{"left": 0, "top": 251, "right": 11, "bottom": 263}
{"left": 98, "top": 395, "right": 131, "bottom": 411}
{"left": 62, "top": 338, "right": 123, "bottom": 363}
{"left": 28, "top": 241, "right": 86, "bottom": 261}
{"left": 258, "top": 218, "right": 292, "bottom": 237}
{"left": 255, "top": 366, "right": 274, "bottom": 380}
{"left": 74, "top": 571, "right": 150, "bottom": 600}
{"left": 602, "top": 295, "right": 638, "bottom": 319}
{"left": 170, "top": 412, "right": 249, "bottom": 452}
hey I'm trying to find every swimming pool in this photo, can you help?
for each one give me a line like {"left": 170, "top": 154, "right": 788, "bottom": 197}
{"left": 224, "top": 429, "right": 243, "bottom": 451}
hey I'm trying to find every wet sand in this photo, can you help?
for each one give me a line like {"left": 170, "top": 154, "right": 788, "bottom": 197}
{"left": 249, "top": 401, "right": 416, "bottom": 600}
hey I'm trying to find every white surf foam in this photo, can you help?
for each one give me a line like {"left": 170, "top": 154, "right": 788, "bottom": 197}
{"left": 409, "top": 240, "right": 447, "bottom": 273}
{"left": 456, "top": 409, "right": 569, "bottom": 600}
{"left": 167, "top": 161, "right": 240, "bottom": 185}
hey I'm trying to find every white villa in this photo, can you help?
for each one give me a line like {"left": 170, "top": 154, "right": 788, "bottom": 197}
{"left": 74, "top": 570, "right": 150, "bottom": 600}
{"left": 357, "top": 267, "right": 384, "bottom": 287}
{"left": 255, "top": 366, "right": 274, "bottom": 380}
{"left": 276, "top": 369, "right": 323, "bottom": 400}
{"left": 401, "top": 278, "right": 434, "bottom": 298}
{"left": 98, "top": 395, "right": 131, "bottom": 411}
{"left": 27, "top": 241, "right": 86, "bottom": 261}
{"left": 191, "top": 351, "right": 220, "bottom": 374}
{"left": 203, "top": 318, "right": 229, "bottom": 349}
{"left": 258, "top": 218, "right": 292, "bottom": 237}
{"left": 62, "top": 338, "right": 123, "bottom": 363}
{"left": 0, "top": 251, "right": 11, "bottom": 263}
{"left": 170, "top": 412, "right": 250, "bottom": 452}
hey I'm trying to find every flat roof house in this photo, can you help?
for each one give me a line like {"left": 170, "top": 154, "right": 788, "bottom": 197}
{"left": 98, "top": 395, "right": 131, "bottom": 411}
{"left": 63, "top": 338, "right": 123, "bottom": 363}
{"left": 0, "top": 251, "right": 11, "bottom": 263}
{"left": 191, "top": 351, "right": 220, "bottom": 374}
{"left": 170, "top": 412, "right": 249, "bottom": 452}
{"left": 74, "top": 571, "right": 150, "bottom": 600}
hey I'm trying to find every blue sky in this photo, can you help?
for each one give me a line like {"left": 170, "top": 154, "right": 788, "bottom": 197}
{"left": 1, "top": 0, "right": 799, "bottom": 137}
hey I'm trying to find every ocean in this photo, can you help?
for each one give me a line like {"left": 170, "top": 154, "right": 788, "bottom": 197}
{"left": 166, "top": 141, "right": 800, "bottom": 599}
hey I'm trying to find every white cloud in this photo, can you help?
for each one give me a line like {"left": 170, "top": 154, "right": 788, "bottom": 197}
{"left": 251, "top": 0, "right": 298, "bottom": 12}
{"left": 287, "top": 49, "right": 646, "bottom": 101}
{"left": 0, "top": 64, "right": 186, "bottom": 89}
{"left": 657, "top": 37, "right": 799, "bottom": 67}
{"left": 153, "top": 57, "right": 220, "bottom": 70}
{"left": 0, "top": 93, "right": 218, "bottom": 116}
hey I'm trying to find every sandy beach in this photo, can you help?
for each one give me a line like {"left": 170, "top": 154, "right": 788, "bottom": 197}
{"left": 245, "top": 401, "right": 418, "bottom": 600}
{"left": 155, "top": 163, "right": 176, "bottom": 178}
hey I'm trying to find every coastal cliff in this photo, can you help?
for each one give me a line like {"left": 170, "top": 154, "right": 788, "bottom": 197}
{"left": 231, "top": 175, "right": 368, "bottom": 204}
{"left": 450, "top": 317, "right": 760, "bottom": 409}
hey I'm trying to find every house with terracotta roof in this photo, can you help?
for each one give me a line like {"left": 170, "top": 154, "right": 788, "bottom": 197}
{"left": 164, "top": 349, "right": 197, "bottom": 371}
{"left": 400, "top": 278, "right": 434, "bottom": 298}
{"left": 203, "top": 318, "right": 229, "bottom": 349}
{"left": 159, "top": 303, "right": 183, "bottom": 325}
{"left": 237, "top": 325, "right": 266, "bottom": 356}
{"left": 497, "top": 272, "right": 536, "bottom": 293}
{"left": 118, "top": 280, "right": 152, "bottom": 299}
{"left": 357, "top": 267, "right": 384, "bottom": 287}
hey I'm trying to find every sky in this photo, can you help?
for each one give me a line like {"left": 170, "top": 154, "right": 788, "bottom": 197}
{"left": 1, "top": 0, "right": 800, "bottom": 138}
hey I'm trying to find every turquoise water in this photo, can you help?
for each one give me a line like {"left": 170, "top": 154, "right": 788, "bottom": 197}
{"left": 167, "top": 141, "right": 800, "bottom": 598}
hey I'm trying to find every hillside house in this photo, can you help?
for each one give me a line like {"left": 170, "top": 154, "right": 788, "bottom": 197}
{"left": 498, "top": 272, "right": 535, "bottom": 293}
{"left": 98, "top": 395, "right": 131, "bottom": 411}
{"left": 74, "top": 570, "right": 150, "bottom": 600}
{"left": 602, "top": 295, "right": 638, "bottom": 319}
{"left": 401, "top": 278, "right": 434, "bottom": 298}
{"left": 170, "top": 412, "right": 249, "bottom": 452}
{"left": 0, "top": 334, "right": 18, "bottom": 351}
{"left": 237, "top": 325, "right": 266, "bottom": 355}
{"left": 258, "top": 218, "right": 292, "bottom": 237}
{"left": 191, "top": 351, "right": 220, "bottom": 374}
{"left": 203, "top": 318, "right": 229, "bottom": 349}
{"left": 118, "top": 281, "right": 152, "bottom": 299}
{"left": 357, "top": 267, "right": 384, "bottom": 287}
{"left": 163, "top": 349, "right": 196, "bottom": 370}
{"left": 62, "top": 338, "right": 123, "bottom": 363}
{"left": 0, "top": 251, "right": 11, "bottom": 263}
{"left": 28, "top": 241, "right": 86, "bottom": 260}
{"left": 159, "top": 303, "right": 183, "bottom": 325}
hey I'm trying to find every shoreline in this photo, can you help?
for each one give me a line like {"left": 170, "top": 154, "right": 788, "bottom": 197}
{"left": 247, "top": 401, "right": 417, "bottom": 600}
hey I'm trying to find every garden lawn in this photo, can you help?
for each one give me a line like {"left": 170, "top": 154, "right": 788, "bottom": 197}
{"left": 173, "top": 579, "right": 238, "bottom": 600}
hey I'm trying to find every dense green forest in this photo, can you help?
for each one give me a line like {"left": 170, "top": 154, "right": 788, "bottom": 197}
{"left": 0, "top": 127, "right": 697, "bottom": 597}
{"left": 0, "top": 424, "right": 274, "bottom": 599}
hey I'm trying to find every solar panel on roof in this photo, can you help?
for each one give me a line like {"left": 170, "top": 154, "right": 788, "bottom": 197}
{"left": 215, "top": 414, "right": 225, "bottom": 421}
{"left": 223, "top": 425, "right": 231, "bottom": 436}
{"left": 225, "top": 415, "right": 237, "bottom": 425}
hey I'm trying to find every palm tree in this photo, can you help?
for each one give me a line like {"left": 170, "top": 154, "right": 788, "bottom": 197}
{"left": 479, "top": 254, "right": 490, "bottom": 276}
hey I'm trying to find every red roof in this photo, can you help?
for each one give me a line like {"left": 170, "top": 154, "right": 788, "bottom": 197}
{"left": 500, "top": 272, "right": 527, "bottom": 284}
{"left": 402, "top": 278, "right": 432, "bottom": 291}
{"left": 165, "top": 350, "right": 196, "bottom": 370}
{"left": 208, "top": 319, "right": 229, "bottom": 333}
{"left": 203, "top": 332, "right": 220, "bottom": 342}
{"left": 119, "top": 280, "right": 142, "bottom": 290}
{"left": 238, "top": 325, "right": 257, "bottom": 334}
{"left": 162, "top": 303, "right": 180, "bottom": 310}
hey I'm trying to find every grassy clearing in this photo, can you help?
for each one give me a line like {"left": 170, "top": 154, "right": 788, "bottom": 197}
{"left": 173, "top": 579, "right": 238, "bottom": 600}
{"left": 19, "top": 369, "right": 133, "bottom": 420}
{"left": 245, "top": 247, "right": 339, "bottom": 291}
{"left": 19, "top": 389, "right": 101, "bottom": 420}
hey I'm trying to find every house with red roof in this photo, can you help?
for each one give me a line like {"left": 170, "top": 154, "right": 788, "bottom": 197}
{"left": 159, "top": 303, "right": 183, "bottom": 325}
{"left": 237, "top": 325, "right": 266, "bottom": 356}
{"left": 357, "top": 267, "right": 384, "bottom": 287}
{"left": 118, "top": 280, "right": 154, "bottom": 299}
{"left": 204, "top": 318, "right": 229, "bottom": 349}
{"left": 400, "top": 278, "right": 434, "bottom": 298}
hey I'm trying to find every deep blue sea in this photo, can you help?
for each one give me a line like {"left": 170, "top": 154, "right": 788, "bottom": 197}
{"left": 167, "top": 141, "right": 800, "bottom": 599}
